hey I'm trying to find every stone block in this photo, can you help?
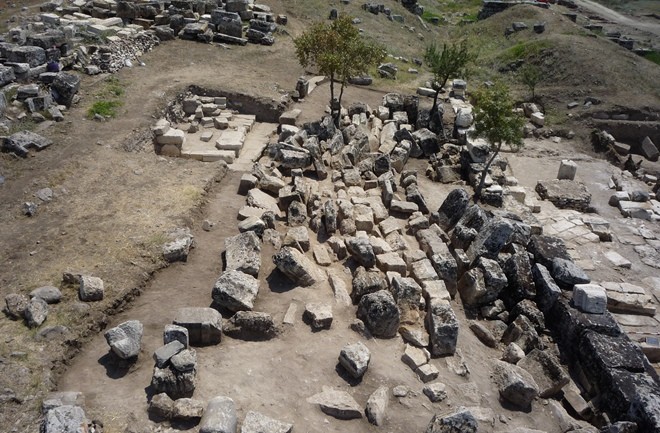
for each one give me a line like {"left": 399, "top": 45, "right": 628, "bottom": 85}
{"left": 557, "top": 159, "right": 577, "bottom": 180}
{"left": 173, "top": 307, "right": 222, "bottom": 346}
{"left": 573, "top": 284, "right": 607, "bottom": 314}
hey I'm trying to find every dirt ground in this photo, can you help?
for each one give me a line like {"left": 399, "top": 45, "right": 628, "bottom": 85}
{"left": 0, "top": 0, "right": 659, "bottom": 432}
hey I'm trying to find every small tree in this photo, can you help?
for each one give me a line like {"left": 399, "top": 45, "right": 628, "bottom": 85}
{"left": 519, "top": 64, "right": 542, "bottom": 100}
{"left": 471, "top": 82, "right": 525, "bottom": 203}
{"left": 424, "top": 41, "right": 475, "bottom": 115}
{"left": 294, "top": 15, "right": 386, "bottom": 125}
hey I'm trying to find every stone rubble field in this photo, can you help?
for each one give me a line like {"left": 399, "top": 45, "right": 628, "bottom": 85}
{"left": 1, "top": 1, "right": 660, "bottom": 433}
{"left": 25, "top": 85, "right": 660, "bottom": 433}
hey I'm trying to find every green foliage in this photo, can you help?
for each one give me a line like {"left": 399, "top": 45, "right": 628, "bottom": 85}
{"left": 87, "top": 76, "right": 125, "bottom": 119}
{"left": 471, "top": 82, "right": 525, "bottom": 201}
{"left": 644, "top": 51, "right": 660, "bottom": 66}
{"left": 88, "top": 100, "right": 122, "bottom": 118}
{"left": 294, "top": 15, "right": 386, "bottom": 109}
{"left": 499, "top": 40, "right": 550, "bottom": 63}
{"left": 518, "top": 63, "right": 542, "bottom": 100}
{"left": 421, "top": 10, "right": 444, "bottom": 24}
{"left": 424, "top": 40, "right": 476, "bottom": 91}
{"left": 472, "top": 82, "right": 525, "bottom": 150}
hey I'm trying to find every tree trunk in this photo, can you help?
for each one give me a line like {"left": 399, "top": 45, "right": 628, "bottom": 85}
{"left": 430, "top": 89, "right": 439, "bottom": 117}
{"left": 473, "top": 142, "right": 502, "bottom": 203}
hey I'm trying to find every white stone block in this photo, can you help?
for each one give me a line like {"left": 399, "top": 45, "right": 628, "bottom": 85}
{"left": 530, "top": 112, "right": 545, "bottom": 127}
{"left": 573, "top": 284, "right": 607, "bottom": 314}
{"left": 156, "top": 128, "right": 185, "bottom": 146}
{"left": 557, "top": 159, "right": 577, "bottom": 180}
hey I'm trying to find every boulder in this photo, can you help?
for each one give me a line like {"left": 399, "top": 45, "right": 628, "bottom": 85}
{"left": 224, "top": 311, "right": 277, "bottom": 340}
{"left": 573, "top": 284, "right": 607, "bottom": 314}
{"left": 25, "top": 297, "right": 48, "bottom": 328}
{"left": 345, "top": 236, "right": 376, "bottom": 268}
{"left": 303, "top": 303, "right": 333, "bottom": 330}
{"left": 4, "top": 293, "right": 29, "bottom": 319}
{"left": 163, "top": 230, "right": 194, "bottom": 262}
{"left": 212, "top": 270, "right": 259, "bottom": 312}
{"left": 365, "top": 386, "right": 389, "bottom": 426}
{"left": 532, "top": 263, "right": 561, "bottom": 313}
{"left": 29, "top": 286, "right": 61, "bottom": 304}
{"left": 240, "top": 411, "right": 293, "bottom": 433}
{"left": 425, "top": 408, "right": 478, "bottom": 433}
{"left": 357, "top": 290, "right": 400, "bottom": 338}
{"left": 151, "top": 364, "right": 196, "bottom": 399}
{"left": 3, "top": 130, "right": 53, "bottom": 157}
{"left": 104, "top": 320, "right": 144, "bottom": 359}
{"left": 149, "top": 393, "right": 174, "bottom": 419}
{"left": 164, "top": 324, "right": 189, "bottom": 348}
{"left": 307, "top": 387, "right": 362, "bottom": 420}
{"left": 551, "top": 258, "right": 590, "bottom": 288}
{"left": 153, "top": 341, "right": 185, "bottom": 368}
{"left": 351, "top": 266, "right": 388, "bottom": 304}
{"left": 173, "top": 398, "right": 205, "bottom": 421}
{"left": 173, "top": 307, "right": 223, "bottom": 346}
{"left": 493, "top": 360, "right": 539, "bottom": 409}
{"left": 465, "top": 218, "right": 514, "bottom": 264}
{"left": 437, "top": 188, "right": 471, "bottom": 231}
{"left": 272, "top": 247, "right": 325, "bottom": 287}
{"left": 79, "top": 275, "right": 104, "bottom": 302}
{"left": 224, "top": 231, "right": 261, "bottom": 277}
{"left": 171, "top": 349, "right": 197, "bottom": 372}
{"left": 42, "top": 405, "right": 87, "bottom": 433}
{"left": 51, "top": 72, "right": 80, "bottom": 107}
{"left": 338, "top": 342, "right": 371, "bottom": 379}
{"left": 282, "top": 226, "right": 310, "bottom": 252}
{"left": 518, "top": 349, "right": 569, "bottom": 398}
{"left": 426, "top": 299, "right": 459, "bottom": 356}
{"left": 423, "top": 382, "right": 447, "bottom": 402}
{"left": 199, "top": 396, "right": 237, "bottom": 433}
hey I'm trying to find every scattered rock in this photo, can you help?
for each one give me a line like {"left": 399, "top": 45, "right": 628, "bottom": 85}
{"left": 425, "top": 408, "right": 478, "bottom": 433}
{"left": 212, "top": 270, "right": 259, "bottom": 312}
{"left": 338, "top": 342, "right": 371, "bottom": 379}
{"left": 25, "top": 297, "right": 48, "bottom": 328}
{"left": 104, "top": 320, "right": 143, "bottom": 359}
{"left": 241, "top": 410, "right": 293, "bottom": 433}
{"left": 199, "top": 396, "right": 237, "bottom": 433}
{"left": 493, "top": 360, "right": 539, "bottom": 410}
{"left": 423, "top": 382, "right": 447, "bottom": 402}
{"left": 307, "top": 387, "right": 362, "bottom": 420}
{"left": 79, "top": 275, "right": 104, "bottom": 302}
{"left": 29, "top": 286, "right": 61, "bottom": 304}
{"left": 304, "top": 303, "right": 333, "bottom": 330}
{"left": 365, "top": 386, "right": 389, "bottom": 426}
{"left": 357, "top": 290, "right": 400, "bottom": 338}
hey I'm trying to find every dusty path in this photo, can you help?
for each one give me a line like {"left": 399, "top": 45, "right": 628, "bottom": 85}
{"left": 576, "top": 0, "right": 660, "bottom": 37}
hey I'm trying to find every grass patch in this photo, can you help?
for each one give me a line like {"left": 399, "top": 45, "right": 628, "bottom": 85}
{"left": 88, "top": 100, "right": 122, "bottom": 118}
{"left": 422, "top": 9, "right": 445, "bottom": 24}
{"left": 437, "top": 0, "right": 482, "bottom": 13}
{"left": 7, "top": 118, "right": 37, "bottom": 135}
{"left": 644, "top": 51, "right": 660, "bottom": 66}
{"left": 87, "top": 76, "right": 125, "bottom": 119}
{"left": 498, "top": 40, "right": 551, "bottom": 63}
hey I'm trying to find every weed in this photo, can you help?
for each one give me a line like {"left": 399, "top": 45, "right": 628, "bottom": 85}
{"left": 104, "top": 76, "right": 124, "bottom": 98}
{"left": 87, "top": 77, "right": 126, "bottom": 118}
{"left": 7, "top": 118, "right": 37, "bottom": 135}
{"left": 88, "top": 100, "right": 122, "bottom": 118}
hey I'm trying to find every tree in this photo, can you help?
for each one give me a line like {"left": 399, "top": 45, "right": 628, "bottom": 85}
{"left": 519, "top": 64, "right": 542, "bottom": 100}
{"left": 424, "top": 41, "right": 475, "bottom": 115}
{"left": 294, "top": 15, "right": 386, "bottom": 125}
{"left": 471, "top": 82, "right": 525, "bottom": 203}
